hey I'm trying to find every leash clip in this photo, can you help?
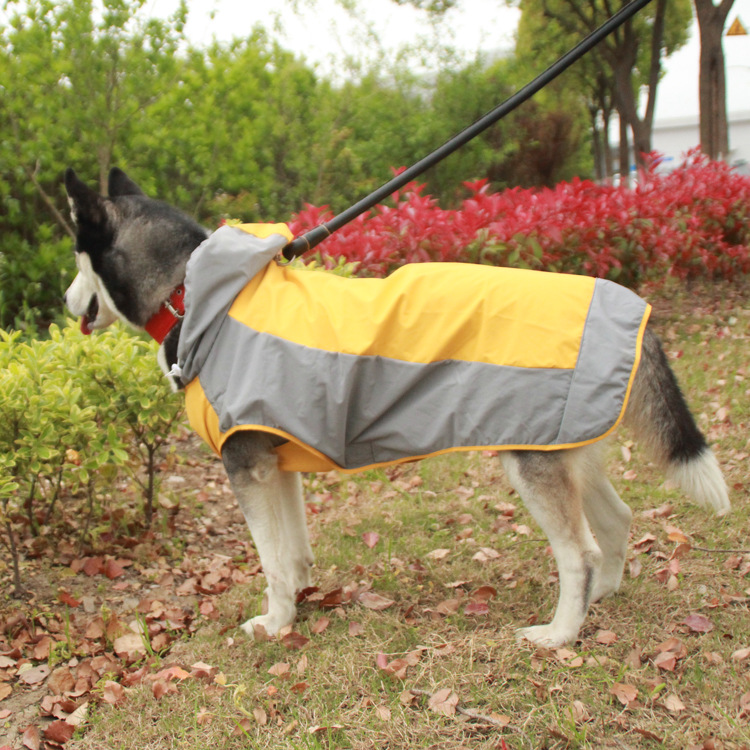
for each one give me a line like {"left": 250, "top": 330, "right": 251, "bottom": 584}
{"left": 164, "top": 298, "right": 184, "bottom": 320}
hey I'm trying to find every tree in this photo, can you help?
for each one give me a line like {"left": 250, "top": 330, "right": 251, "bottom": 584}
{"left": 514, "top": 0, "right": 616, "bottom": 179}
{"left": 525, "top": 0, "right": 690, "bottom": 171}
{"left": 391, "top": 0, "right": 690, "bottom": 174}
{"left": 694, "top": 0, "right": 735, "bottom": 160}
{"left": 0, "top": 0, "right": 188, "bottom": 330}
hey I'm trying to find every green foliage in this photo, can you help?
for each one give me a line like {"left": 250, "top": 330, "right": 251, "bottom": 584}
{"left": 0, "top": 323, "right": 183, "bottom": 591}
{"left": 0, "top": 0, "right": 596, "bottom": 331}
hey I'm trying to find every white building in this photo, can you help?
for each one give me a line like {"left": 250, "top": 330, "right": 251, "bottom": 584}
{"left": 649, "top": 1, "right": 750, "bottom": 172}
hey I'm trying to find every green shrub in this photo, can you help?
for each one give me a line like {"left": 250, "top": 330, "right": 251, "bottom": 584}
{"left": 0, "top": 323, "right": 183, "bottom": 594}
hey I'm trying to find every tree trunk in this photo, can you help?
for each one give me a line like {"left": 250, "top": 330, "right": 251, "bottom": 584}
{"left": 608, "top": 0, "right": 669, "bottom": 170}
{"left": 589, "top": 106, "right": 605, "bottom": 180}
{"left": 618, "top": 113, "right": 630, "bottom": 182}
{"left": 694, "top": 0, "right": 734, "bottom": 160}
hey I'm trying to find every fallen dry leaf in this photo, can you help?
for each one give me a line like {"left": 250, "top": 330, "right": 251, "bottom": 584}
{"left": 311, "top": 616, "right": 330, "bottom": 634}
{"left": 268, "top": 662, "right": 290, "bottom": 677}
{"left": 358, "top": 592, "right": 395, "bottom": 611}
{"left": 113, "top": 632, "right": 147, "bottom": 659}
{"left": 400, "top": 688, "right": 418, "bottom": 706}
{"left": 683, "top": 613, "right": 714, "bottom": 633}
{"left": 472, "top": 547, "right": 500, "bottom": 562}
{"left": 470, "top": 585, "right": 497, "bottom": 601}
{"left": 655, "top": 637, "right": 688, "bottom": 659}
{"left": 634, "top": 727, "right": 664, "bottom": 743}
{"left": 152, "top": 679, "right": 178, "bottom": 701}
{"left": 737, "top": 695, "right": 750, "bottom": 724}
{"left": 555, "top": 647, "right": 579, "bottom": 663}
{"left": 663, "top": 694, "right": 686, "bottom": 713}
{"left": 58, "top": 590, "right": 81, "bottom": 608}
{"left": 232, "top": 718, "right": 253, "bottom": 735}
{"left": 666, "top": 527, "right": 689, "bottom": 544}
{"left": 307, "top": 724, "right": 343, "bottom": 735}
{"left": 625, "top": 646, "right": 643, "bottom": 669}
{"left": 362, "top": 532, "right": 380, "bottom": 549}
{"left": 318, "top": 588, "right": 343, "bottom": 608}
{"left": 464, "top": 601, "right": 489, "bottom": 616}
{"left": 18, "top": 664, "right": 50, "bottom": 686}
{"left": 48, "top": 667, "right": 76, "bottom": 695}
{"left": 634, "top": 533, "right": 657, "bottom": 551}
{"left": 66, "top": 702, "right": 89, "bottom": 727}
{"left": 152, "top": 666, "right": 191, "bottom": 682}
{"left": 653, "top": 651, "right": 677, "bottom": 672}
{"left": 103, "top": 558, "right": 126, "bottom": 579}
{"left": 595, "top": 630, "right": 618, "bottom": 645}
{"left": 610, "top": 682, "right": 638, "bottom": 707}
{"left": 85, "top": 618, "right": 105, "bottom": 639}
{"left": 101, "top": 681, "right": 126, "bottom": 706}
{"left": 374, "top": 705, "right": 391, "bottom": 721}
{"left": 426, "top": 548, "right": 450, "bottom": 561}
{"left": 435, "top": 598, "right": 461, "bottom": 615}
{"left": 43, "top": 720, "right": 74, "bottom": 745}
{"left": 190, "top": 662, "right": 217, "bottom": 681}
{"left": 32, "top": 637, "right": 54, "bottom": 661}
{"left": 22, "top": 726, "right": 41, "bottom": 750}
{"left": 81, "top": 556, "right": 103, "bottom": 576}
{"left": 570, "top": 700, "right": 592, "bottom": 723}
{"left": 428, "top": 688, "right": 459, "bottom": 716}
{"left": 282, "top": 632, "right": 310, "bottom": 650}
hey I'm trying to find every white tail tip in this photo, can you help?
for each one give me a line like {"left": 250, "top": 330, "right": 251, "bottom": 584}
{"left": 668, "top": 448, "right": 730, "bottom": 516}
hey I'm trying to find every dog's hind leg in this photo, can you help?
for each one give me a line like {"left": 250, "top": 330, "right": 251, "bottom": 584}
{"left": 578, "top": 445, "right": 632, "bottom": 603}
{"left": 221, "top": 432, "right": 313, "bottom": 638}
{"left": 278, "top": 469, "right": 314, "bottom": 592}
{"left": 501, "top": 449, "right": 602, "bottom": 647}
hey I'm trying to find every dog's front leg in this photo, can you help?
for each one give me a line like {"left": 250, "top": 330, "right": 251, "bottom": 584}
{"left": 222, "top": 432, "right": 314, "bottom": 637}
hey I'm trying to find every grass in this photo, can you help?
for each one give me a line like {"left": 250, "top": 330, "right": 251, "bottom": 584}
{"left": 69, "top": 281, "right": 749, "bottom": 750}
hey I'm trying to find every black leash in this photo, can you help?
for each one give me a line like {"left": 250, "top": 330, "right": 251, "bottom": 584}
{"left": 282, "top": 0, "right": 654, "bottom": 260}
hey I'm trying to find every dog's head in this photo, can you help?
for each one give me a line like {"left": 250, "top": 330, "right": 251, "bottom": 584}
{"left": 64, "top": 168, "right": 208, "bottom": 333}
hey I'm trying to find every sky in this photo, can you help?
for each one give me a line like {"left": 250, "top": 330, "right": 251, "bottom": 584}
{"left": 145, "top": 0, "right": 521, "bottom": 75}
{"left": 144, "top": 0, "right": 749, "bottom": 120}
{"left": 2, "top": 0, "right": 747, "bottom": 118}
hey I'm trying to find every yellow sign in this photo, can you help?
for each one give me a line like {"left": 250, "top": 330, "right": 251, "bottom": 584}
{"left": 727, "top": 16, "right": 747, "bottom": 35}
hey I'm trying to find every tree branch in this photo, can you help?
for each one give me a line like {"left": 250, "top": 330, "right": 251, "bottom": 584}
{"left": 409, "top": 688, "right": 513, "bottom": 729}
{"left": 26, "top": 161, "right": 75, "bottom": 240}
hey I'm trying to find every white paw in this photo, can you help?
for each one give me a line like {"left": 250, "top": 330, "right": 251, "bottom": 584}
{"left": 516, "top": 624, "right": 577, "bottom": 648}
{"left": 590, "top": 580, "right": 619, "bottom": 603}
{"left": 590, "top": 567, "right": 624, "bottom": 603}
{"left": 294, "top": 565, "right": 313, "bottom": 593}
{"left": 240, "top": 609, "right": 295, "bottom": 639}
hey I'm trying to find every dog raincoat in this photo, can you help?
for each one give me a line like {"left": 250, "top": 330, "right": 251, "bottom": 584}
{"left": 176, "top": 224, "right": 651, "bottom": 473}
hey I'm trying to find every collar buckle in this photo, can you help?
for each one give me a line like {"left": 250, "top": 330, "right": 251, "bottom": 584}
{"left": 164, "top": 298, "right": 184, "bottom": 320}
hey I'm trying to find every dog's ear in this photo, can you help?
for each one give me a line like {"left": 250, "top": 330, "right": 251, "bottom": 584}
{"left": 108, "top": 167, "right": 145, "bottom": 198}
{"left": 65, "top": 168, "right": 107, "bottom": 228}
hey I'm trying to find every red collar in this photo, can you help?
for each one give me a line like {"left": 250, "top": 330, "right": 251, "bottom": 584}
{"left": 144, "top": 286, "right": 185, "bottom": 344}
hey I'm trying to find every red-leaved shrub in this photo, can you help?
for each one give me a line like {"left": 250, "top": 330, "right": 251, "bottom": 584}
{"left": 288, "top": 150, "right": 750, "bottom": 286}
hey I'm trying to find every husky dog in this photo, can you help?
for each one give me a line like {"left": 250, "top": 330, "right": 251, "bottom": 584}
{"left": 63, "top": 167, "right": 729, "bottom": 647}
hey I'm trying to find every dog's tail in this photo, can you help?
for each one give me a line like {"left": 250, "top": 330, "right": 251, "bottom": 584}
{"left": 624, "top": 327, "right": 730, "bottom": 515}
